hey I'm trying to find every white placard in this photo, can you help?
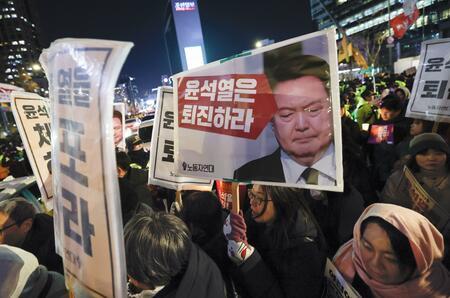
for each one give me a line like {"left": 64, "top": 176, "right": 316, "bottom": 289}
{"left": 406, "top": 38, "right": 450, "bottom": 122}
{"left": 173, "top": 29, "right": 343, "bottom": 192}
{"left": 149, "top": 87, "right": 213, "bottom": 191}
{"left": 10, "top": 91, "right": 53, "bottom": 209}
{"left": 40, "top": 38, "right": 132, "bottom": 297}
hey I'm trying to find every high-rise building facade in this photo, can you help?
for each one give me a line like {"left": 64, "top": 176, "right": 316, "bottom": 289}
{"left": 0, "top": 0, "right": 43, "bottom": 88}
{"left": 310, "top": 0, "right": 450, "bottom": 67}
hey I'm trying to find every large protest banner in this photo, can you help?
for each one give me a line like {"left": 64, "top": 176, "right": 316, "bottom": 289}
{"left": 10, "top": 91, "right": 53, "bottom": 210}
{"left": 149, "top": 86, "right": 213, "bottom": 191}
{"left": 406, "top": 38, "right": 450, "bottom": 122}
{"left": 173, "top": 29, "right": 343, "bottom": 192}
{"left": 40, "top": 38, "right": 132, "bottom": 297}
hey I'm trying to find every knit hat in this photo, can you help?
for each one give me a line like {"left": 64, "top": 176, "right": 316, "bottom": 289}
{"left": 409, "top": 133, "right": 449, "bottom": 156}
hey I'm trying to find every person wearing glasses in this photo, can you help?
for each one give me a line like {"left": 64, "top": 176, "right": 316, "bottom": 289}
{"left": 223, "top": 185, "right": 327, "bottom": 297}
{"left": 0, "top": 198, "right": 63, "bottom": 274}
{"left": 234, "top": 44, "right": 336, "bottom": 186}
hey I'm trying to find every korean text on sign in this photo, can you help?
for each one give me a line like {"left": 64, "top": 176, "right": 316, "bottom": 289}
{"left": 178, "top": 74, "right": 277, "bottom": 140}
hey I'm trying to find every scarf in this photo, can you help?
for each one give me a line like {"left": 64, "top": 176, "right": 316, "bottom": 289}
{"left": 333, "top": 203, "right": 450, "bottom": 297}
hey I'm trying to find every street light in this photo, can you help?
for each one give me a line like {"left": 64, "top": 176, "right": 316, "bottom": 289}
{"left": 254, "top": 38, "right": 274, "bottom": 49}
{"left": 31, "top": 63, "right": 41, "bottom": 71}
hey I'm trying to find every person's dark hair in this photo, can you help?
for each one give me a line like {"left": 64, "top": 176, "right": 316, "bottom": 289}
{"left": 361, "top": 216, "right": 417, "bottom": 275}
{"left": 380, "top": 95, "right": 402, "bottom": 111}
{"left": 180, "top": 191, "right": 223, "bottom": 243}
{"left": 259, "top": 186, "right": 326, "bottom": 250}
{"left": 113, "top": 110, "right": 123, "bottom": 123}
{"left": 0, "top": 198, "right": 36, "bottom": 224}
{"left": 124, "top": 211, "right": 191, "bottom": 288}
{"left": 263, "top": 43, "right": 330, "bottom": 95}
{"left": 412, "top": 119, "right": 434, "bottom": 134}
{"left": 116, "top": 151, "right": 131, "bottom": 172}
{"left": 361, "top": 89, "right": 374, "bottom": 100}
{"left": 394, "top": 88, "right": 407, "bottom": 99}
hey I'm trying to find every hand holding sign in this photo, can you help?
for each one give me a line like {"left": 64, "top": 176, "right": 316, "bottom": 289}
{"left": 223, "top": 211, "right": 254, "bottom": 265}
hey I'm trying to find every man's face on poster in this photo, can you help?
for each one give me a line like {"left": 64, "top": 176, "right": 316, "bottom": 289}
{"left": 272, "top": 75, "right": 332, "bottom": 166}
{"left": 113, "top": 116, "right": 123, "bottom": 146}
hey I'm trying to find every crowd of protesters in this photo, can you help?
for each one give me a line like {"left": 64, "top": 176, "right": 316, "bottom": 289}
{"left": 1, "top": 71, "right": 450, "bottom": 297}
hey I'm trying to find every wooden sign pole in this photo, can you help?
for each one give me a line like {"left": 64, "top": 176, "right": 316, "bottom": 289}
{"left": 231, "top": 182, "right": 240, "bottom": 213}
{"left": 432, "top": 121, "right": 440, "bottom": 133}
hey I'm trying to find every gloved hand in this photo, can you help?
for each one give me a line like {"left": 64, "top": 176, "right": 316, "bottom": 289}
{"left": 223, "top": 211, "right": 254, "bottom": 265}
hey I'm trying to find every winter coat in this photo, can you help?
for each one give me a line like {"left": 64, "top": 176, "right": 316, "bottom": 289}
{"left": 236, "top": 209, "right": 327, "bottom": 298}
{"left": 304, "top": 185, "right": 365, "bottom": 256}
{"left": 155, "top": 243, "right": 226, "bottom": 298}
{"left": 382, "top": 168, "right": 450, "bottom": 269}
{"left": 21, "top": 214, "right": 64, "bottom": 275}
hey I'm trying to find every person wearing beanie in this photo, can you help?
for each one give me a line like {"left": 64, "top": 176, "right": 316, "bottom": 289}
{"left": 381, "top": 132, "right": 450, "bottom": 269}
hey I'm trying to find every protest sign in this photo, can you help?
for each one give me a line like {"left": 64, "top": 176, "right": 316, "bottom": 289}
{"left": 367, "top": 124, "right": 394, "bottom": 144}
{"left": 406, "top": 38, "right": 450, "bottom": 123}
{"left": 40, "top": 38, "right": 132, "bottom": 297}
{"left": 10, "top": 91, "right": 53, "bottom": 210}
{"left": 403, "top": 166, "right": 450, "bottom": 231}
{"left": 215, "top": 180, "right": 247, "bottom": 211}
{"left": 149, "top": 87, "right": 213, "bottom": 191}
{"left": 173, "top": 29, "right": 343, "bottom": 192}
{"left": 0, "top": 83, "right": 24, "bottom": 102}
{"left": 324, "top": 258, "right": 361, "bottom": 298}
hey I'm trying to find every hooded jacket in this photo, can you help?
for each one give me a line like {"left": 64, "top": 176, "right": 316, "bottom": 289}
{"left": 0, "top": 245, "right": 67, "bottom": 298}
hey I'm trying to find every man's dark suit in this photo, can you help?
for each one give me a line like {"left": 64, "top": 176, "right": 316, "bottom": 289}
{"left": 233, "top": 148, "right": 286, "bottom": 182}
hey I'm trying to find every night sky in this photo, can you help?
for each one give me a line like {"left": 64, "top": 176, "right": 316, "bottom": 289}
{"left": 36, "top": 0, "right": 315, "bottom": 93}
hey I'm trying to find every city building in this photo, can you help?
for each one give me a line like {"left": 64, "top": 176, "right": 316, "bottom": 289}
{"left": 310, "top": 0, "right": 450, "bottom": 69}
{"left": 116, "top": 75, "right": 141, "bottom": 115}
{"left": 164, "top": 0, "right": 207, "bottom": 74}
{"left": 0, "top": 0, "right": 44, "bottom": 92}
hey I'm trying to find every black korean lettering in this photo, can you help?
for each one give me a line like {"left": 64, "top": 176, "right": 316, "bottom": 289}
{"left": 437, "top": 80, "right": 448, "bottom": 99}
{"left": 43, "top": 151, "right": 51, "bottom": 173}
{"left": 73, "top": 82, "right": 90, "bottom": 108}
{"left": 60, "top": 118, "right": 86, "bottom": 162}
{"left": 73, "top": 67, "right": 90, "bottom": 108}
{"left": 445, "top": 59, "right": 450, "bottom": 69}
{"left": 33, "top": 123, "right": 51, "bottom": 147}
{"left": 62, "top": 188, "right": 82, "bottom": 245}
{"left": 162, "top": 140, "right": 174, "bottom": 162}
{"left": 421, "top": 81, "right": 439, "bottom": 98}
{"left": 37, "top": 105, "right": 49, "bottom": 118}
{"left": 58, "top": 69, "right": 72, "bottom": 105}
{"left": 425, "top": 57, "right": 444, "bottom": 72}
{"left": 23, "top": 105, "right": 38, "bottom": 119}
{"left": 80, "top": 198, "right": 95, "bottom": 256}
{"left": 163, "top": 111, "right": 174, "bottom": 130}
{"left": 74, "top": 67, "right": 89, "bottom": 80}
{"left": 61, "top": 158, "right": 88, "bottom": 187}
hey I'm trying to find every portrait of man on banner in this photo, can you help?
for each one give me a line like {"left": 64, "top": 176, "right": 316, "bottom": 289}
{"left": 234, "top": 43, "right": 336, "bottom": 186}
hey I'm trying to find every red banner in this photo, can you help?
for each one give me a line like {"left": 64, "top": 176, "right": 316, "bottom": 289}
{"left": 390, "top": 7, "right": 419, "bottom": 39}
{"left": 178, "top": 74, "right": 277, "bottom": 139}
{"left": 215, "top": 180, "right": 247, "bottom": 210}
